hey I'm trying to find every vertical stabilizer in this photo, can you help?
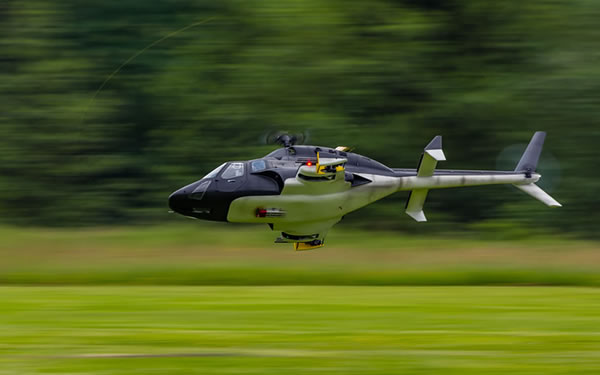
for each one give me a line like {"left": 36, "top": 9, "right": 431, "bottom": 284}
{"left": 513, "top": 131, "right": 561, "bottom": 207}
{"left": 515, "top": 131, "right": 546, "bottom": 174}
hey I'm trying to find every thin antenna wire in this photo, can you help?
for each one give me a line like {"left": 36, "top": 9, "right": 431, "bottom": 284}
{"left": 82, "top": 17, "right": 215, "bottom": 123}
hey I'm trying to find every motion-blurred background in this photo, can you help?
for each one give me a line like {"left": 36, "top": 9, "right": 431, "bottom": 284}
{"left": 1, "top": 0, "right": 598, "bottom": 235}
{"left": 1, "top": 3, "right": 600, "bottom": 374}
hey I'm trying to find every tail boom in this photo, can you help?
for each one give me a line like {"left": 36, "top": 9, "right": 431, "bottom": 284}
{"left": 398, "top": 173, "right": 539, "bottom": 191}
{"left": 396, "top": 131, "right": 561, "bottom": 222}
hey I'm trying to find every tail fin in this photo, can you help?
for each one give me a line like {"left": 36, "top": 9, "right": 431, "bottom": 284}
{"left": 405, "top": 135, "right": 445, "bottom": 222}
{"left": 515, "top": 131, "right": 545, "bottom": 174}
{"left": 513, "top": 131, "right": 562, "bottom": 207}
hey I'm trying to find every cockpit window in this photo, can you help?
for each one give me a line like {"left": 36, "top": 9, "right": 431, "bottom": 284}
{"left": 203, "top": 163, "right": 226, "bottom": 179}
{"left": 250, "top": 159, "right": 267, "bottom": 172}
{"left": 221, "top": 162, "right": 245, "bottom": 179}
{"left": 190, "top": 180, "right": 211, "bottom": 200}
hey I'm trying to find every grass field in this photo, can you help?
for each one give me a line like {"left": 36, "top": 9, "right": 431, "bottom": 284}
{"left": 1, "top": 226, "right": 599, "bottom": 373}
{"left": 0, "top": 224, "right": 598, "bottom": 286}
{"left": 1, "top": 286, "right": 599, "bottom": 374}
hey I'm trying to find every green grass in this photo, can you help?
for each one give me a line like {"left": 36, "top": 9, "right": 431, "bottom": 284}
{"left": 1, "top": 286, "right": 599, "bottom": 374}
{"left": 0, "top": 224, "right": 598, "bottom": 286}
{"left": 1, "top": 226, "right": 598, "bottom": 373}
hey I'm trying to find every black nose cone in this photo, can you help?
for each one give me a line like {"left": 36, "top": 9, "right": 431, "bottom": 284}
{"left": 168, "top": 180, "right": 211, "bottom": 216}
{"left": 168, "top": 180, "right": 228, "bottom": 222}
{"left": 168, "top": 189, "right": 187, "bottom": 214}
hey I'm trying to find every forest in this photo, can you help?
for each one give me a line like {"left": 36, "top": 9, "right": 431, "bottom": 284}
{"left": 1, "top": 1, "right": 598, "bottom": 237}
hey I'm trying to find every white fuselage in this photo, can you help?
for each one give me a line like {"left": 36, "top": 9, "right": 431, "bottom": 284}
{"left": 227, "top": 172, "right": 539, "bottom": 234}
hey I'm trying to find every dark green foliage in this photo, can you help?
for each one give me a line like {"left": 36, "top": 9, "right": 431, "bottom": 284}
{"left": 0, "top": 1, "right": 597, "bottom": 236}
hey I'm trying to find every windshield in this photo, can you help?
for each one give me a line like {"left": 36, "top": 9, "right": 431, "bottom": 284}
{"left": 190, "top": 180, "right": 211, "bottom": 200}
{"left": 221, "top": 162, "right": 245, "bottom": 179}
{"left": 203, "top": 163, "right": 226, "bottom": 179}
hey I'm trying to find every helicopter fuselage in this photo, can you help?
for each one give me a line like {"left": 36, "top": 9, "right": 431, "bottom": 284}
{"left": 168, "top": 143, "right": 544, "bottom": 249}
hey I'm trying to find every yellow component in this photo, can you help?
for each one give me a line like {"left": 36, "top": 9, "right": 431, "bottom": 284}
{"left": 294, "top": 242, "right": 324, "bottom": 251}
{"left": 335, "top": 146, "right": 351, "bottom": 152}
{"left": 316, "top": 152, "right": 326, "bottom": 175}
{"left": 315, "top": 151, "right": 345, "bottom": 174}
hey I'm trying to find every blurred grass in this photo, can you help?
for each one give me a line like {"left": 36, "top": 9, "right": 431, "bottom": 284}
{"left": 1, "top": 286, "right": 599, "bottom": 374}
{"left": 0, "top": 223, "right": 598, "bottom": 286}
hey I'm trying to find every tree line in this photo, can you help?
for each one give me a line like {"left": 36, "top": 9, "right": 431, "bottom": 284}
{"left": 0, "top": 1, "right": 598, "bottom": 237}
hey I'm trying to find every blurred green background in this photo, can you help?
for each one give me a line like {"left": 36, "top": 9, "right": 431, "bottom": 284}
{"left": 1, "top": 0, "right": 598, "bottom": 235}
{"left": 1, "top": 1, "right": 600, "bottom": 374}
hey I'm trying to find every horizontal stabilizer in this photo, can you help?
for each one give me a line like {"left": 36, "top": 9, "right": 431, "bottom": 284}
{"left": 513, "top": 183, "right": 562, "bottom": 207}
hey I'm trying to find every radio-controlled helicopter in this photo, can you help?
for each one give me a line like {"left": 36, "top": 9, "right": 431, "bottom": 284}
{"left": 169, "top": 131, "right": 560, "bottom": 250}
